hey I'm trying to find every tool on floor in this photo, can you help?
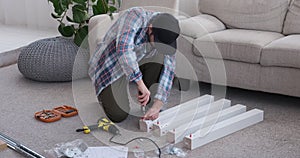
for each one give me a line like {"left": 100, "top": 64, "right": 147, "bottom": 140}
{"left": 76, "top": 117, "right": 120, "bottom": 135}
{"left": 53, "top": 105, "right": 78, "bottom": 117}
{"left": 76, "top": 117, "right": 162, "bottom": 158}
{"left": 0, "top": 132, "right": 45, "bottom": 158}
{"left": 35, "top": 105, "right": 78, "bottom": 123}
{"left": 34, "top": 110, "right": 62, "bottom": 123}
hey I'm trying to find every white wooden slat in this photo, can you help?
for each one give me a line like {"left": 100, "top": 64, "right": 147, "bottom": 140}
{"left": 152, "top": 99, "right": 231, "bottom": 136}
{"left": 184, "top": 109, "right": 264, "bottom": 150}
{"left": 167, "top": 104, "right": 246, "bottom": 143}
{"left": 139, "top": 94, "right": 214, "bottom": 132}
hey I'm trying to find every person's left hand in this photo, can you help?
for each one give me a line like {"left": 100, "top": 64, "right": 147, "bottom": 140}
{"left": 143, "top": 100, "right": 163, "bottom": 120}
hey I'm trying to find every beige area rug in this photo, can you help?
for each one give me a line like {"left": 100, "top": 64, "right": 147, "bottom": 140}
{"left": 1, "top": 64, "right": 299, "bottom": 158}
{"left": 72, "top": 76, "right": 201, "bottom": 153}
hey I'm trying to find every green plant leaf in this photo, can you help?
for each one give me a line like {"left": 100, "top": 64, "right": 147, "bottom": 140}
{"left": 92, "top": 5, "right": 101, "bottom": 15}
{"left": 58, "top": 24, "right": 75, "bottom": 37}
{"left": 73, "top": 0, "right": 87, "bottom": 6}
{"left": 73, "top": 11, "right": 89, "bottom": 23}
{"left": 54, "top": 8, "right": 64, "bottom": 16}
{"left": 72, "top": 5, "right": 89, "bottom": 23}
{"left": 74, "top": 25, "right": 88, "bottom": 46}
{"left": 91, "top": 0, "right": 97, "bottom": 3}
{"left": 59, "top": 0, "right": 70, "bottom": 10}
{"left": 51, "top": 13, "right": 61, "bottom": 19}
{"left": 51, "top": 0, "right": 64, "bottom": 15}
{"left": 96, "top": 0, "right": 108, "bottom": 14}
{"left": 109, "top": 6, "right": 117, "bottom": 13}
{"left": 73, "top": 4, "right": 86, "bottom": 11}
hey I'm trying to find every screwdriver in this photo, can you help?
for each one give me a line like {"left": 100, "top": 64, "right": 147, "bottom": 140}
{"left": 76, "top": 117, "right": 120, "bottom": 135}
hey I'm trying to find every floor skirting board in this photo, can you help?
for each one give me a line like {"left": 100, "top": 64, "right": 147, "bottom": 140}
{"left": 0, "top": 24, "right": 58, "bottom": 67}
{"left": 0, "top": 47, "right": 23, "bottom": 67}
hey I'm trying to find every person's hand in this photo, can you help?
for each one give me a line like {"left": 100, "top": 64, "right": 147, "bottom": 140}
{"left": 136, "top": 80, "right": 150, "bottom": 106}
{"left": 143, "top": 100, "right": 163, "bottom": 120}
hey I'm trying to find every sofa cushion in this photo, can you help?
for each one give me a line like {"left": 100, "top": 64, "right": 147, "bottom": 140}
{"left": 178, "top": 0, "right": 201, "bottom": 16}
{"left": 179, "top": 14, "right": 225, "bottom": 39}
{"left": 198, "top": 0, "right": 290, "bottom": 33}
{"left": 193, "top": 29, "right": 283, "bottom": 63}
{"left": 283, "top": 0, "right": 300, "bottom": 35}
{"left": 261, "top": 35, "right": 300, "bottom": 69}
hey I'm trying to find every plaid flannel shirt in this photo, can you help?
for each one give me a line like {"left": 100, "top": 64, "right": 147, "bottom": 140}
{"left": 88, "top": 7, "right": 176, "bottom": 104}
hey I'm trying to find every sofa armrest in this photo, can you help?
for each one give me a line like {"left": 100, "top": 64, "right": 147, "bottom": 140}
{"left": 179, "top": 14, "right": 225, "bottom": 39}
{"left": 88, "top": 13, "right": 119, "bottom": 58}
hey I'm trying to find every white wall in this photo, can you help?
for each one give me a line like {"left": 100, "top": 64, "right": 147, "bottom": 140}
{"left": 0, "top": 0, "right": 4, "bottom": 24}
{"left": 0, "top": 0, "right": 200, "bottom": 28}
{"left": 0, "top": 0, "right": 57, "bottom": 29}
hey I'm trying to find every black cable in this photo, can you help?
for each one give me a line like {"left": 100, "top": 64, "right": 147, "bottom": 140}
{"left": 109, "top": 134, "right": 161, "bottom": 158}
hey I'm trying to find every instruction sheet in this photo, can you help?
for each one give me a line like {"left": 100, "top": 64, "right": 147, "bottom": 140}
{"left": 83, "top": 146, "right": 128, "bottom": 158}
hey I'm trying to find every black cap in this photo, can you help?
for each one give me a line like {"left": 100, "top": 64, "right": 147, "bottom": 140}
{"left": 151, "top": 13, "right": 180, "bottom": 55}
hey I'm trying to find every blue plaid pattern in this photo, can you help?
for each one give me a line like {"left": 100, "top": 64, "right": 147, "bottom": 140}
{"left": 89, "top": 7, "right": 176, "bottom": 103}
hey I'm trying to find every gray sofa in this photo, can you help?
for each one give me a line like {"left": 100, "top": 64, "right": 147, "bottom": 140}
{"left": 88, "top": 0, "right": 300, "bottom": 98}
{"left": 178, "top": 0, "right": 300, "bottom": 98}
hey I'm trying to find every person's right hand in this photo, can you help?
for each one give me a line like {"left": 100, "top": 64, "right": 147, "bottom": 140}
{"left": 136, "top": 80, "right": 150, "bottom": 106}
{"left": 143, "top": 99, "right": 163, "bottom": 120}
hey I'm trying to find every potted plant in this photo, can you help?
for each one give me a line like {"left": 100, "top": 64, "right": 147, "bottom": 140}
{"left": 48, "top": 0, "right": 120, "bottom": 46}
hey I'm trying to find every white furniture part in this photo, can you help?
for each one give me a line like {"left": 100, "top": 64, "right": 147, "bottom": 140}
{"left": 139, "top": 94, "right": 214, "bottom": 132}
{"left": 183, "top": 109, "right": 264, "bottom": 150}
{"left": 152, "top": 98, "right": 231, "bottom": 136}
{"left": 167, "top": 104, "right": 246, "bottom": 143}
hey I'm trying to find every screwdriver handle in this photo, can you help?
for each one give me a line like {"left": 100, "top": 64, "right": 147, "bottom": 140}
{"left": 76, "top": 129, "right": 84, "bottom": 132}
{"left": 75, "top": 126, "right": 92, "bottom": 134}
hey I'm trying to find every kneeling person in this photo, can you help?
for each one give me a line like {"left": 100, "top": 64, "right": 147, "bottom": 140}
{"left": 89, "top": 7, "right": 180, "bottom": 122}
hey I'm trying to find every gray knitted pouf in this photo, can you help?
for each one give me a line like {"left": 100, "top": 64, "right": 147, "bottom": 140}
{"left": 18, "top": 37, "right": 87, "bottom": 82}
